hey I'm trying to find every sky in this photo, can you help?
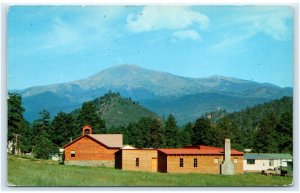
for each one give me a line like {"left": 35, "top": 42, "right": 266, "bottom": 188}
{"left": 8, "top": 5, "right": 294, "bottom": 89}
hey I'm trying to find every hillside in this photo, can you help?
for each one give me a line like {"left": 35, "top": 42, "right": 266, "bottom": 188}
{"left": 224, "top": 96, "right": 293, "bottom": 130}
{"left": 140, "top": 93, "right": 273, "bottom": 125}
{"left": 15, "top": 64, "right": 292, "bottom": 122}
{"left": 82, "top": 92, "right": 158, "bottom": 129}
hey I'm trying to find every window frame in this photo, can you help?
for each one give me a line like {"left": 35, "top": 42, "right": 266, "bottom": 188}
{"left": 179, "top": 158, "right": 184, "bottom": 167}
{"left": 234, "top": 158, "right": 238, "bottom": 164}
{"left": 136, "top": 158, "right": 139, "bottom": 167}
{"left": 193, "top": 158, "right": 198, "bottom": 167}
{"left": 70, "top": 150, "right": 75, "bottom": 157}
{"left": 214, "top": 158, "right": 219, "bottom": 164}
{"left": 269, "top": 159, "right": 274, "bottom": 166}
{"left": 247, "top": 159, "right": 255, "bottom": 165}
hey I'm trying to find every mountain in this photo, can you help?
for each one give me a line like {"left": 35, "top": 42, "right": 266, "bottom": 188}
{"left": 139, "top": 93, "right": 273, "bottom": 125}
{"left": 87, "top": 92, "right": 159, "bottom": 129}
{"left": 15, "top": 64, "right": 292, "bottom": 122}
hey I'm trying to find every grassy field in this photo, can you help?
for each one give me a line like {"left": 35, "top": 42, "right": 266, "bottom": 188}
{"left": 7, "top": 155, "right": 293, "bottom": 187}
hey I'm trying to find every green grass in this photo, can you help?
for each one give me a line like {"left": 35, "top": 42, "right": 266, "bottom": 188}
{"left": 7, "top": 155, "right": 293, "bottom": 187}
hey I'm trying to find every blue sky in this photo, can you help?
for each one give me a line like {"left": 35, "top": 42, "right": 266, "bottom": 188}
{"left": 8, "top": 5, "right": 293, "bottom": 89}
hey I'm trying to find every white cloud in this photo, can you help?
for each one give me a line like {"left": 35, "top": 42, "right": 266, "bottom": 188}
{"left": 126, "top": 6, "right": 209, "bottom": 33}
{"left": 210, "top": 6, "right": 292, "bottom": 52}
{"left": 236, "top": 6, "right": 293, "bottom": 41}
{"left": 172, "top": 30, "right": 202, "bottom": 41}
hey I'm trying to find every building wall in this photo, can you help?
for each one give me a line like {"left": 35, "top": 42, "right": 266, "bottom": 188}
{"left": 120, "top": 149, "right": 158, "bottom": 172}
{"left": 243, "top": 159, "right": 292, "bottom": 172}
{"left": 64, "top": 136, "right": 119, "bottom": 167}
{"left": 164, "top": 155, "right": 243, "bottom": 174}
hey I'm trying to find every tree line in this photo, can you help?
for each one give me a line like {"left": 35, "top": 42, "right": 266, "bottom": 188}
{"left": 8, "top": 92, "right": 293, "bottom": 159}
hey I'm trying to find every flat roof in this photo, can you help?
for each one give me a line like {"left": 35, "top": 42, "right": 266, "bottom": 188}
{"left": 158, "top": 145, "right": 243, "bottom": 155}
{"left": 244, "top": 153, "right": 292, "bottom": 160}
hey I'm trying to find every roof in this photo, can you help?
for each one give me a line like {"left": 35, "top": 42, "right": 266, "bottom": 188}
{"left": 88, "top": 134, "right": 123, "bottom": 148}
{"left": 158, "top": 145, "right": 243, "bottom": 155}
{"left": 122, "top": 145, "right": 137, "bottom": 149}
{"left": 63, "top": 134, "right": 123, "bottom": 149}
{"left": 244, "top": 153, "right": 293, "bottom": 160}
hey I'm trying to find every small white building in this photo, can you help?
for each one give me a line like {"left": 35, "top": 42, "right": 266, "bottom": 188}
{"left": 243, "top": 153, "right": 292, "bottom": 172}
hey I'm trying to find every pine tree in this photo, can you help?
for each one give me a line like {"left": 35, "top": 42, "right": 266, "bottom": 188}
{"left": 180, "top": 122, "right": 193, "bottom": 146}
{"left": 76, "top": 102, "right": 106, "bottom": 135}
{"left": 148, "top": 118, "right": 165, "bottom": 148}
{"left": 192, "top": 118, "right": 215, "bottom": 146}
{"left": 275, "top": 111, "right": 293, "bottom": 153}
{"left": 51, "top": 112, "right": 77, "bottom": 147}
{"left": 32, "top": 110, "right": 58, "bottom": 159}
{"left": 8, "top": 93, "right": 26, "bottom": 154}
{"left": 164, "top": 114, "right": 180, "bottom": 147}
{"left": 253, "top": 113, "right": 278, "bottom": 153}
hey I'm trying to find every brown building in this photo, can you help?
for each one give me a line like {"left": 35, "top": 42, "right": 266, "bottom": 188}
{"left": 63, "top": 125, "right": 123, "bottom": 167}
{"left": 157, "top": 145, "right": 243, "bottom": 174}
{"left": 115, "top": 149, "right": 158, "bottom": 172}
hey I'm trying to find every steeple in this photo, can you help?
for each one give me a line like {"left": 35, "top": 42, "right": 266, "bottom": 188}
{"left": 82, "top": 125, "right": 92, "bottom": 135}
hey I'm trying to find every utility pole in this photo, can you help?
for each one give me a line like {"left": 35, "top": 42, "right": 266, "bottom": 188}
{"left": 13, "top": 134, "right": 21, "bottom": 155}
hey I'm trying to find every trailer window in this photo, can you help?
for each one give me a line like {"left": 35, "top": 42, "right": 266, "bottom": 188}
{"left": 247, "top": 159, "right": 255, "bottom": 164}
{"left": 269, "top": 159, "right": 274, "bottom": 166}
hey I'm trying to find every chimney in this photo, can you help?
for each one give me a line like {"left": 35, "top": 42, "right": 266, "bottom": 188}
{"left": 221, "top": 138, "right": 235, "bottom": 175}
{"left": 224, "top": 139, "right": 231, "bottom": 162}
{"left": 82, "top": 125, "right": 92, "bottom": 135}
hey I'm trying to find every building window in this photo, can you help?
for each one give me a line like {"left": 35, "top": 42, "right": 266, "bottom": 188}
{"left": 71, "top": 150, "right": 75, "bottom": 157}
{"left": 247, "top": 159, "right": 255, "bottom": 164}
{"left": 269, "top": 159, "right": 274, "bottom": 166}
{"left": 136, "top": 158, "right": 139, "bottom": 167}
{"left": 194, "top": 158, "right": 198, "bottom": 167}
{"left": 214, "top": 158, "right": 219, "bottom": 164}
{"left": 179, "top": 158, "right": 184, "bottom": 167}
{"left": 234, "top": 158, "right": 238, "bottom": 164}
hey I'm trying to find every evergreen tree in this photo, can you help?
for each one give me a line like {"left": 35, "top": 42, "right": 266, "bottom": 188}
{"left": 215, "top": 117, "right": 243, "bottom": 150}
{"left": 275, "top": 111, "right": 293, "bottom": 153}
{"left": 33, "top": 131, "right": 58, "bottom": 159}
{"left": 164, "top": 114, "right": 180, "bottom": 147}
{"left": 76, "top": 102, "right": 106, "bottom": 135}
{"left": 51, "top": 112, "right": 77, "bottom": 147}
{"left": 148, "top": 118, "right": 165, "bottom": 148}
{"left": 126, "top": 122, "right": 147, "bottom": 148}
{"left": 19, "top": 120, "right": 33, "bottom": 153}
{"left": 8, "top": 93, "right": 27, "bottom": 154}
{"left": 32, "top": 110, "right": 57, "bottom": 159}
{"left": 253, "top": 113, "right": 278, "bottom": 153}
{"left": 192, "top": 118, "right": 214, "bottom": 146}
{"left": 180, "top": 122, "right": 193, "bottom": 146}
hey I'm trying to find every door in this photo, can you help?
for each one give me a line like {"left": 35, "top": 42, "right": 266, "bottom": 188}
{"left": 151, "top": 157, "right": 157, "bottom": 172}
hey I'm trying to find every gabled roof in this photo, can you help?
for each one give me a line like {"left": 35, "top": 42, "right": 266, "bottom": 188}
{"left": 63, "top": 134, "right": 123, "bottom": 149}
{"left": 244, "top": 153, "right": 293, "bottom": 160}
{"left": 158, "top": 145, "right": 243, "bottom": 155}
{"left": 88, "top": 134, "right": 123, "bottom": 148}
